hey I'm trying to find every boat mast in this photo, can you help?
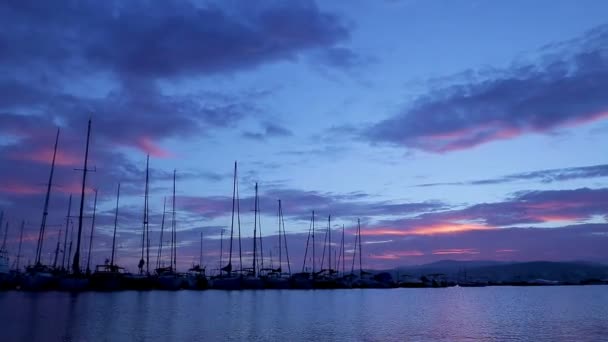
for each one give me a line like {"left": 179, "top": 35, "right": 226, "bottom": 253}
{"left": 1, "top": 221, "right": 8, "bottom": 251}
{"left": 35, "top": 128, "right": 59, "bottom": 266}
{"left": 328, "top": 215, "right": 331, "bottom": 273}
{"left": 199, "top": 231, "right": 203, "bottom": 267}
{"left": 236, "top": 168, "right": 242, "bottom": 273}
{"left": 226, "top": 162, "right": 237, "bottom": 276}
{"left": 139, "top": 155, "right": 149, "bottom": 275}
{"left": 252, "top": 183, "right": 258, "bottom": 276}
{"left": 312, "top": 211, "right": 315, "bottom": 274}
{"left": 16, "top": 220, "right": 24, "bottom": 271}
{"left": 351, "top": 219, "right": 359, "bottom": 275}
{"left": 61, "top": 195, "right": 73, "bottom": 270}
{"left": 301, "top": 211, "right": 314, "bottom": 273}
{"left": 277, "top": 200, "right": 282, "bottom": 272}
{"left": 52, "top": 228, "right": 61, "bottom": 269}
{"left": 86, "top": 189, "right": 98, "bottom": 274}
{"left": 172, "top": 169, "right": 176, "bottom": 272}
{"left": 156, "top": 197, "right": 166, "bottom": 269}
{"left": 358, "top": 218, "right": 363, "bottom": 278}
{"left": 110, "top": 183, "right": 120, "bottom": 267}
{"left": 67, "top": 220, "right": 74, "bottom": 271}
{"left": 341, "top": 224, "right": 345, "bottom": 276}
{"left": 72, "top": 119, "right": 92, "bottom": 275}
{"left": 280, "top": 200, "right": 291, "bottom": 275}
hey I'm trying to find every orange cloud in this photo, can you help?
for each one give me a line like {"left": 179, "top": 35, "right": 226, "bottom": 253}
{"left": 136, "top": 137, "right": 173, "bottom": 158}
{"left": 370, "top": 250, "right": 424, "bottom": 260}
{"left": 361, "top": 222, "right": 493, "bottom": 237}
{"left": 432, "top": 248, "right": 479, "bottom": 255}
{"left": 10, "top": 148, "right": 82, "bottom": 166}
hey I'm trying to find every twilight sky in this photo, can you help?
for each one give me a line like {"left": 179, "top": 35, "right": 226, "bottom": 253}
{"left": 1, "top": 0, "right": 607, "bottom": 272}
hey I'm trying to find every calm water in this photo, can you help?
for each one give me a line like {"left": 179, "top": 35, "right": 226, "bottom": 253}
{"left": 0, "top": 286, "right": 607, "bottom": 341}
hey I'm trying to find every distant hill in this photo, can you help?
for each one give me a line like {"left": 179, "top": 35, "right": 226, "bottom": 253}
{"left": 388, "top": 260, "right": 608, "bottom": 283}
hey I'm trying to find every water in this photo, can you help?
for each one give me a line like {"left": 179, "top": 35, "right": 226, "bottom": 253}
{"left": 0, "top": 286, "right": 606, "bottom": 341}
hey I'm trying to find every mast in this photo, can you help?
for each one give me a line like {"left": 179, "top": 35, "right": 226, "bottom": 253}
{"left": 156, "top": 197, "right": 166, "bottom": 269}
{"left": 351, "top": 219, "right": 359, "bottom": 275}
{"left": 280, "top": 200, "right": 291, "bottom": 274}
{"left": 225, "top": 162, "right": 237, "bottom": 276}
{"left": 72, "top": 119, "right": 92, "bottom": 275}
{"left": 236, "top": 169, "right": 242, "bottom": 273}
{"left": 312, "top": 211, "right": 315, "bottom": 274}
{"left": 252, "top": 183, "right": 258, "bottom": 276}
{"left": 35, "top": 128, "right": 59, "bottom": 266}
{"left": 358, "top": 218, "right": 363, "bottom": 277}
{"left": 172, "top": 169, "right": 176, "bottom": 272}
{"left": 1, "top": 221, "right": 7, "bottom": 251}
{"left": 277, "top": 200, "right": 282, "bottom": 272}
{"left": 219, "top": 229, "right": 224, "bottom": 274}
{"left": 199, "top": 231, "right": 203, "bottom": 267}
{"left": 15, "top": 220, "right": 24, "bottom": 271}
{"left": 52, "top": 228, "right": 61, "bottom": 269}
{"left": 110, "top": 183, "right": 120, "bottom": 267}
{"left": 67, "top": 220, "right": 74, "bottom": 271}
{"left": 61, "top": 195, "right": 72, "bottom": 270}
{"left": 86, "top": 189, "right": 98, "bottom": 274}
{"left": 341, "top": 224, "right": 345, "bottom": 275}
{"left": 302, "top": 211, "right": 313, "bottom": 273}
{"left": 139, "top": 155, "right": 149, "bottom": 274}
{"left": 328, "top": 215, "right": 331, "bottom": 272}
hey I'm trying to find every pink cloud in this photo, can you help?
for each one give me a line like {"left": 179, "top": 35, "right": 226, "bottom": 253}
{"left": 135, "top": 137, "right": 173, "bottom": 158}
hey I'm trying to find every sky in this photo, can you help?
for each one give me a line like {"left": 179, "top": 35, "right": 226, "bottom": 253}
{"left": 1, "top": 0, "right": 608, "bottom": 272}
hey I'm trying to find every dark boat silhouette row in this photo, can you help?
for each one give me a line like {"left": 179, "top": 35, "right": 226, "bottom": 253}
{"left": 0, "top": 121, "right": 395, "bottom": 291}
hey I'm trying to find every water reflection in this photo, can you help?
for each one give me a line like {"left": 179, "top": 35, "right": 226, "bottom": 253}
{"left": 1, "top": 287, "right": 607, "bottom": 341}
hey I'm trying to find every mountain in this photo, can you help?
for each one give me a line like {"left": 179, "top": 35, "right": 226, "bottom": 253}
{"left": 389, "top": 260, "right": 608, "bottom": 283}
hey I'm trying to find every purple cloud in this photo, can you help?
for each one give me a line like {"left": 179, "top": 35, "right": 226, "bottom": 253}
{"left": 365, "top": 25, "right": 608, "bottom": 153}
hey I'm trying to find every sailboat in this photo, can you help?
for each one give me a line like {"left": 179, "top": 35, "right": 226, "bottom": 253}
{"left": 313, "top": 215, "right": 341, "bottom": 289}
{"left": 185, "top": 231, "right": 209, "bottom": 290}
{"left": 211, "top": 162, "right": 243, "bottom": 290}
{"left": 90, "top": 183, "right": 126, "bottom": 291}
{"left": 23, "top": 129, "right": 61, "bottom": 291}
{"left": 291, "top": 211, "right": 315, "bottom": 289}
{"left": 350, "top": 218, "right": 391, "bottom": 288}
{"left": 241, "top": 183, "right": 264, "bottom": 289}
{"left": 58, "top": 119, "right": 92, "bottom": 291}
{"left": 156, "top": 169, "right": 185, "bottom": 290}
{"left": 124, "top": 155, "right": 155, "bottom": 290}
{"left": 262, "top": 200, "right": 291, "bottom": 289}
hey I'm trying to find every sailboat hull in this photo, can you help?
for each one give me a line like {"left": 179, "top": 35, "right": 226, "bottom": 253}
{"left": 22, "top": 272, "right": 57, "bottom": 291}
{"left": 157, "top": 275, "right": 183, "bottom": 290}
{"left": 211, "top": 276, "right": 242, "bottom": 290}
{"left": 58, "top": 276, "right": 89, "bottom": 291}
{"left": 242, "top": 277, "right": 264, "bottom": 289}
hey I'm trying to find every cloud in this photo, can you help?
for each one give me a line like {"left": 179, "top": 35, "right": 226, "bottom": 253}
{"left": 416, "top": 163, "right": 608, "bottom": 187}
{"left": 365, "top": 24, "right": 608, "bottom": 153}
{"left": 242, "top": 122, "right": 293, "bottom": 141}
{"left": 0, "top": 0, "right": 352, "bottom": 79}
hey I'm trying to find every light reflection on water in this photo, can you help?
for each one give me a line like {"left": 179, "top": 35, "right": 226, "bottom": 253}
{"left": 0, "top": 286, "right": 607, "bottom": 341}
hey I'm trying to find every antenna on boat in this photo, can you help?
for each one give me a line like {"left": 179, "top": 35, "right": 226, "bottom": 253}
{"left": 110, "top": 183, "right": 120, "bottom": 267}
{"left": 61, "top": 195, "right": 72, "bottom": 270}
{"left": 86, "top": 188, "right": 98, "bottom": 274}
{"left": 72, "top": 119, "right": 92, "bottom": 275}
{"left": 35, "top": 128, "right": 59, "bottom": 266}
